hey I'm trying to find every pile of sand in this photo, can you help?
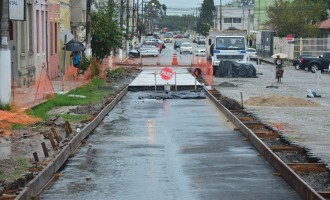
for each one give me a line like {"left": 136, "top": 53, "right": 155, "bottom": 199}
{"left": 244, "top": 95, "right": 321, "bottom": 107}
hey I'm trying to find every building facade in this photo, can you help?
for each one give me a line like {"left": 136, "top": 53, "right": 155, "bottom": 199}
{"left": 214, "top": 4, "right": 254, "bottom": 33}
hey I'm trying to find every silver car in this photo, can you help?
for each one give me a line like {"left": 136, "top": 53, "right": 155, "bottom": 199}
{"left": 194, "top": 45, "right": 206, "bottom": 56}
{"left": 180, "top": 42, "right": 193, "bottom": 54}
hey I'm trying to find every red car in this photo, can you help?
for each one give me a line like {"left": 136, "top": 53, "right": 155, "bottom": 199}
{"left": 173, "top": 34, "right": 184, "bottom": 39}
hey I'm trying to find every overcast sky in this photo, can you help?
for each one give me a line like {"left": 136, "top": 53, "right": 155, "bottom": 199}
{"left": 159, "top": 0, "right": 232, "bottom": 15}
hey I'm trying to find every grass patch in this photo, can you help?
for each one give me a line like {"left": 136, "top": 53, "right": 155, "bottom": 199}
{"left": 0, "top": 158, "right": 31, "bottom": 182}
{"left": 29, "top": 78, "right": 112, "bottom": 120}
{"left": 0, "top": 103, "right": 11, "bottom": 111}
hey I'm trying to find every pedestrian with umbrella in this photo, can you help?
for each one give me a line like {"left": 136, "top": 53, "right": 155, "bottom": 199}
{"left": 64, "top": 40, "right": 85, "bottom": 68}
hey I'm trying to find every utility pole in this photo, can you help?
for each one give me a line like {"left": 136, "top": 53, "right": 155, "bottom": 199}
{"left": 137, "top": 0, "right": 139, "bottom": 39}
{"left": 142, "top": 0, "right": 144, "bottom": 34}
{"left": 119, "top": 0, "right": 124, "bottom": 61}
{"left": 126, "top": 0, "right": 129, "bottom": 39}
{"left": 86, "top": 0, "right": 92, "bottom": 57}
{"left": 0, "top": 0, "right": 12, "bottom": 104}
{"left": 132, "top": 0, "right": 135, "bottom": 38}
{"left": 219, "top": 0, "right": 222, "bottom": 31}
{"left": 247, "top": 9, "right": 250, "bottom": 35}
{"left": 126, "top": 0, "right": 129, "bottom": 57}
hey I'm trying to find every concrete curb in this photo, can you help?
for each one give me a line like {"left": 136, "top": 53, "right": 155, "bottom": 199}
{"left": 15, "top": 87, "right": 129, "bottom": 200}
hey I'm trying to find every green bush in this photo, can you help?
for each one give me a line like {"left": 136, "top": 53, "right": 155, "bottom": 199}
{"left": 0, "top": 103, "right": 11, "bottom": 111}
{"left": 78, "top": 55, "right": 91, "bottom": 72}
{"left": 107, "top": 67, "right": 128, "bottom": 79}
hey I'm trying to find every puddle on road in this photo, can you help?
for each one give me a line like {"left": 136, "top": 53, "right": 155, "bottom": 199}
{"left": 137, "top": 90, "right": 206, "bottom": 100}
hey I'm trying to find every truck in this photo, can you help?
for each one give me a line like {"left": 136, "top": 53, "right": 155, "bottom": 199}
{"left": 297, "top": 52, "right": 330, "bottom": 73}
{"left": 206, "top": 30, "right": 248, "bottom": 67}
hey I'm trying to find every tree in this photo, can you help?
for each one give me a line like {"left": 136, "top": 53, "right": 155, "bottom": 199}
{"left": 91, "top": 1, "right": 123, "bottom": 61}
{"left": 197, "top": 0, "right": 216, "bottom": 36}
{"left": 306, "top": 0, "right": 329, "bottom": 19}
{"left": 143, "top": 0, "right": 167, "bottom": 33}
{"left": 266, "top": 0, "right": 327, "bottom": 37}
{"left": 161, "top": 15, "right": 195, "bottom": 32}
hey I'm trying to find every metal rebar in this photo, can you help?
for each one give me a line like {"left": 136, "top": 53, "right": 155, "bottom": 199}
{"left": 48, "top": 133, "right": 57, "bottom": 149}
{"left": 41, "top": 142, "right": 49, "bottom": 157}
{"left": 33, "top": 152, "right": 39, "bottom": 162}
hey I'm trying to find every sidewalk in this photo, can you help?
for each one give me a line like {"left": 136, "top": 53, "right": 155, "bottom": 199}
{"left": 14, "top": 76, "right": 87, "bottom": 110}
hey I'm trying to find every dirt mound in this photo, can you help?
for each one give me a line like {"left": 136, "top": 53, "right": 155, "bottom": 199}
{"left": 218, "top": 82, "right": 238, "bottom": 87}
{"left": 244, "top": 95, "right": 321, "bottom": 107}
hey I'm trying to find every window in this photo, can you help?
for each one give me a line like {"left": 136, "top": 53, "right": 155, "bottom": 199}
{"left": 36, "top": 10, "right": 40, "bottom": 53}
{"left": 224, "top": 18, "right": 231, "bottom": 23}
{"left": 21, "top": 22, "right": 25, "bottom": 52}
{"left": 233, "top": 18, "right": 241, "bottom": 23}
{"left": 41, "top": 11, "right": 44, "bottom": 52}
{"left": 54, "top": 22, "right": 58, "bottom": 54}
{"left": 50, "top": 21, "right": 53, "bottom": 55}
{"left": 28, "top": 4, "right": 33, "bottom": 52}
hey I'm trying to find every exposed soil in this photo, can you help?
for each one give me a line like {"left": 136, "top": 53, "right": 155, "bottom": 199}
{"left": 0, "top": 67, "right": 141, "bottom": 195}
{"left": 244, "top": 95, "right": 321, "bottom": 107}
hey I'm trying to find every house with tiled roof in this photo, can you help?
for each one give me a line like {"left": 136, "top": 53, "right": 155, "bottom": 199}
{"left": 319, "top": 18, "right": 330, "bottom": 38}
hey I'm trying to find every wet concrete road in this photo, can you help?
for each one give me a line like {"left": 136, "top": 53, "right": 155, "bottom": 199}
{"left": 41, "top": 91, "right": 301, "bottom": 200}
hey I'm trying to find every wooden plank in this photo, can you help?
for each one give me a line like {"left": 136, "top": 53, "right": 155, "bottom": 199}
{"left": 288, "top": 163, "right": 327, "bottom": 172}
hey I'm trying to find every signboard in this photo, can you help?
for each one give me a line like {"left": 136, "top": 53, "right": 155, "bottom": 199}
{"left": 60, "top": 29, "right": 74, "bottom": 44}
{"left": 9, "top": 0, "right": 26, "bottom": 21}
{"left": 160, "top": 67, "right": 174, "bottom": 81}
{"left": 286, "top": 34, "right": 294, "bottom": 41}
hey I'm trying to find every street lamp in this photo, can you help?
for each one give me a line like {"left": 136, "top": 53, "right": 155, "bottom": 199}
{"left": 141, "top": 0, "right": 150, "bottom": 35}
{"left": 148, "top": 2, "right": 156, "bottom": 34}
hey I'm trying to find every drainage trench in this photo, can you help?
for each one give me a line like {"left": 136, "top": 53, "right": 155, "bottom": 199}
{"left": 206, "top": 88, "right": 330, "bottom": 200}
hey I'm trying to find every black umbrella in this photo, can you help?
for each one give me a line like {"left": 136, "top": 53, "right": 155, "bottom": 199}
{"left": 64, "top": 40, "right": 85, "bottom": 51}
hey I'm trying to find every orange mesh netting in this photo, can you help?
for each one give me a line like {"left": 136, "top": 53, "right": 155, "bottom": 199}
{"left": 64, "top": 65, "right": 79, "bottom": 81}
{"left": 0, "top": 110, "right": 40, "bottom": 132}
{"left": 34, "top": 66, "right": 55, "bottom": 103}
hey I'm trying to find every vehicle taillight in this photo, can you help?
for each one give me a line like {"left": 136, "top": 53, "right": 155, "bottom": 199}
{"left": 300, "top": 58, "right": 304, "bottom": 63}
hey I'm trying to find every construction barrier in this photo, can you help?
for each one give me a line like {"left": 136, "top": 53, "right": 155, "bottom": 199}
{"left": 172, "top": 53, "right": 178, "bottom": 65}
{"left": 191, "top": 56, "right": 213, "bottom": 86}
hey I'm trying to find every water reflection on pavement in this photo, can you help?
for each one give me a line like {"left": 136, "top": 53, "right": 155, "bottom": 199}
{"left": 41, "top": 91, "right": 300, "bottom": 200}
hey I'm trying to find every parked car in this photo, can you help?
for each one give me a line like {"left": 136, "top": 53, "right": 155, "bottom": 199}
{"left": 298, "top": 52, "right": 330, "bottom": 72}
{"left": 139, "top": 42, "right": 160, "bottom": 57}
{"left": 292, "top": 54, "right": 318, "bottom": 70}
{"left": 246, "top": 48, "right": 258, "bottom": 59}
{"left": 194, "top": 45, "right": 206, "bottom": 56}
{"left": 174, "top": 40, "right": 183, "bottom": 49}
{"left": 180, "top": 42, "right": 193, "bottom": 54}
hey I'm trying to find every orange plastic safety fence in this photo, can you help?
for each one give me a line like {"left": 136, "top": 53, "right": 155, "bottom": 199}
{"left": 191, "top": 57, "right": 213, "bottom": 86}
{"left": 0, "top": 110, "right": 40, "bottom": 131}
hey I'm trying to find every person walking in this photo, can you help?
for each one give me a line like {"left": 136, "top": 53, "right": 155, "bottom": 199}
{"left": 72, "top": 51, "right": 81, "bottom": 68}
